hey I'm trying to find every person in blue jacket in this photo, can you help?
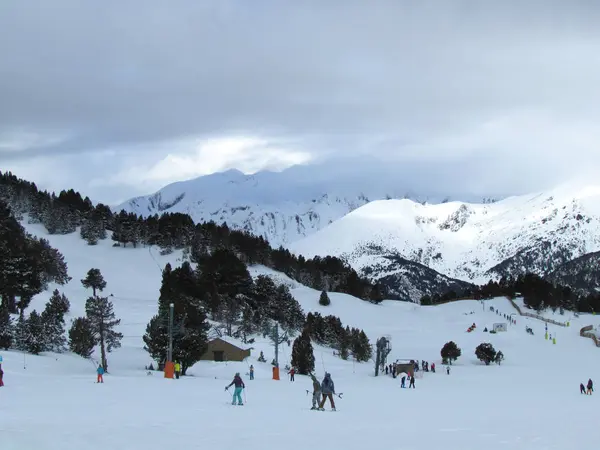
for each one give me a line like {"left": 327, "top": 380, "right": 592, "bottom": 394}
{"left": 97, "top": 365, "right": 104, "bottom": 383}
{"left": 226, "top": 372, "right": 245, "bottom": 405}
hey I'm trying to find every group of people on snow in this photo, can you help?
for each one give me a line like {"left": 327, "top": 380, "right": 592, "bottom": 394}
{"left": 580, "top": 379, "right": 594, "bottom": 395}
{"left": 309, "top": 372, "right": 337, "bottom": 411}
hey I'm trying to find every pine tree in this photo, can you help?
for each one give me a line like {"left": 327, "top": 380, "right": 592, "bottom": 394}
{"left": 69, "top": 317, "right": 95, "bottom": 358}
{"left": 143, "top": 295, "right": 210, "bottom": 375}
{"left": 291, "top": 328, "right": 315, "bottom": 375}
{"left": 475, "top": 342, "right": 497, "bottom": 365}
{"left": 81, "top": 268, "right": 107, "bottom": 297}
{"left": 0, "top": 301, "right": 14, "bottom": 349}
{"left": 441, "top": 341, "right": 462, "bottom": 365}
{"left": 319, "top": 290, "right": 331, "bottom": 306}
{"left": 13, "top": 313, "right": 28, "bottom": 351}
{"left": 85, "top": 296, "right": 123, "bottom": 371}
{"left": 40, "top": 291, "right": 69, "bottom": 352}
{"left": 22, "top": 310, "right": 45, "bottom": 354}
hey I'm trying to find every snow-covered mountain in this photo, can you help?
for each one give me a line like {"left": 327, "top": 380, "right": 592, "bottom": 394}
{"left": 288, "top": 183, "right": 600, "bottom": 285}
{"left": 116, "top": 159, "right": 497, "bottom": 247}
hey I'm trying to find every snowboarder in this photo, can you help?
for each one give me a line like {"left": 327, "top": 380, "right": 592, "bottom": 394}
{"left": 174, "top": 361, "right": 181, "bottom": 379}
{"left": 249, "top": 365, "right": 254, "bottom": 380}
{"left": 226, "top": 372, "right": 245, "bottom": 405}
{"left": 97, "top": 365, "right": 104, "bottom": 383}
{"left": 580, "top": 383, "right": 586, "bottom": 394}
{"left": 587, "top": 379, "right": 593, "bottom": 395}
{"left": 446, "top": 366, "right": 450, "bottom": 375}
{"left": 409, "top": 375, "right": 415, "bottom": 388}
{"left": 400, "top": 375, "right": 406, "bottom": 388}
{"left": 310, "top": 373, "right": 321, "bottom": 410}
{"left": 289, "top": 367, "right": 295, "bottom": 382}
{"left": 318, "top": 373, "right": 336, "bottom": 411}
{"left": 431, "top": 363, "right": 436, "bottom": 373}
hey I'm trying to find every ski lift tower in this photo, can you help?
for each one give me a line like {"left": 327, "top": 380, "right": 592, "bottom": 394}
{"left": 374, "top": 335, "right": 392, "bottom": 376}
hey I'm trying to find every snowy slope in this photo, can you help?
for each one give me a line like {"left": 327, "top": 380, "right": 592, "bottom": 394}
{"left": 289, "top": 183, "right": 600, "bottom": 284}
{"left": 116, "top": 159, "right": 492, "bottom": 247}
{"left": 2, "top": 224, "right": 600, "bottom": 449}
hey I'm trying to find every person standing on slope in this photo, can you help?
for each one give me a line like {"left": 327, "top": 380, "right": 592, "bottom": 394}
{"left": 174, "top": 361, "right": 181, "bottom": 379}
{"left": 249, "top": 365, "right": 254, "bottom": 380}
{"left": 310, "top": 373, "right": 322, "bottom": 410}
{"left": 318, "top": 373, "right": 336, "bottom": 411}
{"left": 226, "top": 372, "right": 245, "bottom": 405}
{"left": 431, "top": 363, "right": 436, "bottom": 373}
{"left": 409, "top": 375, "right": 415, "bottom": 389}
{"left": 0, "top": 366, "right": 4, "bottom": 387}
{"left": 97, "top": 365, "right": 104, "bottom": 383}
{"left": 289, "top": 367, "right": 295, "bottom": 382}
{"left": 587, "top": 379, "right": 593, "bottom": 395}
{"left": 580, "top": 383, "right": 586, "bottom": 394}
{"left": 446, "top": 366, "right": 450, "bottom": 375}
{"left": 400, "top": 375, "right": 406, "bottom": 388}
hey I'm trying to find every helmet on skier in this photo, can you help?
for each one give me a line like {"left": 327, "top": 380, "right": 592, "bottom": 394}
{"left": 235, "top": 372, "right": 240, "bottom": 376}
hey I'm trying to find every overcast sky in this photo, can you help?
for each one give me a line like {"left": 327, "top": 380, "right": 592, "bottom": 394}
{"left": 1, "top": 0, "right": 600, "bottom": 204}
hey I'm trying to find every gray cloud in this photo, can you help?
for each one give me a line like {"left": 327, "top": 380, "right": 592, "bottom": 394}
{"left": 2, "top": 0, "right": 600, "bottom": 203}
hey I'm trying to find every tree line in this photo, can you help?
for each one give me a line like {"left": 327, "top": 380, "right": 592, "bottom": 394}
{"left": 424, "top": 273, "right": 600, "bottom": 314}
{"left": 0, "top": 170, "right": 386, "bottom": 302}
{"left": 0, "top": 268, "right": 123, "bottom": 371}
{"left": 142, "top": 247, "right": 372, "bottom": 374}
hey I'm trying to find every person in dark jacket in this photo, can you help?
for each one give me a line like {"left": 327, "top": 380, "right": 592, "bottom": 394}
{"left": 226, "top": 373, "right": 245, "bottom": 405}
{"left": 0, "top": 366, "right": 4, "bottom": 387}
{"left": 409, "top": 375, "right": 415, "bottom": 388}
{"left": 580, "top": 383, "right": 586, "bottom": 394}
{"left": 318, "top": 373, "right": 336, "bottom": 411}
{"left": 310, "top": 373, "right": 321, "bottom": 410}
{"left": 400, "top": 375, "right": 406, "bottom": 388}
{"left": 587, "top": 379, "right": 593, "bottom": 395}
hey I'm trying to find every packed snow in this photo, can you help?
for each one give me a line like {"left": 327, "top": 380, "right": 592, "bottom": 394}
{"left": 2, "top": 223, "right": 600, "bottom": 450}
{"left": 289, "top": 182, "right": 600, "bottom": 283}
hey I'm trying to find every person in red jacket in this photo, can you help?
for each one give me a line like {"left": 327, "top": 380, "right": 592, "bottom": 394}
{"left": 288, "top": 367, "right": 295, "bottom": 382}
{"left": 0, "top": 366, "right": 4, "bottom": 387}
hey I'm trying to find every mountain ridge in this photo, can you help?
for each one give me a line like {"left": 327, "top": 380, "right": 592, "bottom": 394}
{"left": 288, "top": 183, "right": 600, "bottom": 286}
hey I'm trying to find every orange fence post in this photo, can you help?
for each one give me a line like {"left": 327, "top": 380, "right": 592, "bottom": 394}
{"left": 164, "top": 361, "right": 175, "bottom": 379}
{"left": 272, "top": 366, "right": 280, "bottom": 380}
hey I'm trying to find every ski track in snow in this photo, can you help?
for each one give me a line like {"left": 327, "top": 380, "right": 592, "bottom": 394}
{"left": 1, "top": 222, "right": 600, "bottom": 450}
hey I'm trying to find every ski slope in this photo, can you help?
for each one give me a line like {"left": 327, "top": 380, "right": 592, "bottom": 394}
{"left": 1, "top": 223, "right": 600, "bottom": 450}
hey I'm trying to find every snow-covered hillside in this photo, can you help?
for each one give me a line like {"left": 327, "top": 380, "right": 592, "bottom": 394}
{"left": 116, "top": 160, "right": 491, "bottom": 247}
{"left": 289, "top": 183, "right": 600, "bottom": 284}
{"left": 3, "top": 223, "right": 600, "bottom": 449}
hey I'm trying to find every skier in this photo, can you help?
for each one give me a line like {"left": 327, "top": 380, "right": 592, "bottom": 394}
{"left": 226, "top": 372, "right": 245, "bottom": 405}
{"left": 0, "top": 366, "right": 4, "bottom": 387}
{"left": 97, "top": 365, "right": 104, "bottom": 383}
{"left": 431, "top": 363, "right": 436, "bottom": 373}
{"left": 310, "top": 373, "right": 321, "bottom": 410}
{"left": 318, "top": 373, "right": 336, "bottom": 411}
{"left": 400, "top": 375, "right": 406, "bottom": 388}
{"left": 409, "top": 375, "right": 415, "bottom": 389}
{"left": 385, "top": 365, "right": 389, "bottom": 375}
{"left": 249, "top": 365, "right": 254, "bottom": 380}
{"left": 580, "top": 383, "right": 586, "bottom": 394}
{"left": 446, "top": 366, "right": 450, "bottom": 375}
{"left": 174, "top": 361, "right": 181, "bottom": 379}
{"left": 587, "top": 379, "right": 593, "bottom": 395}
{"left": 289, "top": 367, "right": 295, "bottom": 382}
